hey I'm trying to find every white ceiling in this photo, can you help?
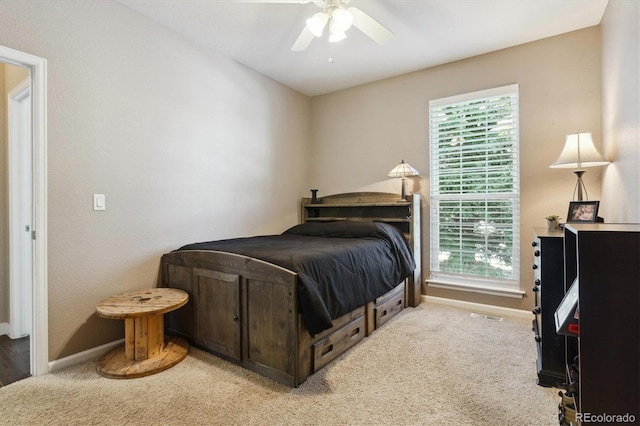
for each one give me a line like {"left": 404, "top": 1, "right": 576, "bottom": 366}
{"left": 115, "top": 0, "right": 608, "bottom": 97}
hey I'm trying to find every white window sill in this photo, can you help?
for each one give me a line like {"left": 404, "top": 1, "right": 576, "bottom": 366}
{"left": 426, "top": 278, "right": 525, "bottom": 299}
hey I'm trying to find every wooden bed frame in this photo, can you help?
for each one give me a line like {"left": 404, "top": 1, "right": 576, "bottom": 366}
{"left": 160, "top": 192, "right": 421, "bottom": 387}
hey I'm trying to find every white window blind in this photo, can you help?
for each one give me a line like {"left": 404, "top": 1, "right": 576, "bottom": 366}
{"left": 429, "top": 84, "right": 520, "bottom": 293}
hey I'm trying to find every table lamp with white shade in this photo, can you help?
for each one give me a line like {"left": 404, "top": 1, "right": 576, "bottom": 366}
{"left": 549, "top": 132, "right": 609, "bottom": 201}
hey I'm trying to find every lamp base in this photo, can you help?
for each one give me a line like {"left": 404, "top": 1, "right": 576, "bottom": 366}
{"left": 573, "top": 170, "right": 588, "bottom": 201}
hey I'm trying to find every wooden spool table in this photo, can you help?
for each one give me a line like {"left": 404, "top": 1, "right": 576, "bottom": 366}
{"left": 95, "top": 287, "right": 189, "bottom": 379}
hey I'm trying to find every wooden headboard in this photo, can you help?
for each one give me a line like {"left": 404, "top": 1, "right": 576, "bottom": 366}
{"left": 301, "top": 192, "right": 422, "bottom": 307}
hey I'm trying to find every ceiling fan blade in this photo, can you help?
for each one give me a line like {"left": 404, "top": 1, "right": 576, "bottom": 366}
{"left": 234, "top": 0, "right": 313, "bottom": 3}
{"left": 348, "top": 7, "right": 394, "bottom": 45}
{"left": 291, "top": 26, "right": 316, "bottom": 52}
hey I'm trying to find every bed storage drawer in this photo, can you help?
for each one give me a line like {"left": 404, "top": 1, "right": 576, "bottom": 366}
{"left": 312, "top": 315, "right": 366, "bottom": 372}
{"left": 375, "top": 285, "right": 405, "bottom": 328}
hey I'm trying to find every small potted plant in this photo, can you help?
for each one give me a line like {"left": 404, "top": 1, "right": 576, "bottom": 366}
{"left": 545, "top": 215, "right": 561, "bottom": 231}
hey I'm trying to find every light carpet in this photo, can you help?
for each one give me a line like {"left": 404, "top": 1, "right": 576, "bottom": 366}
{"left": 0, "top": 302, "right": 560, "bottom": 425}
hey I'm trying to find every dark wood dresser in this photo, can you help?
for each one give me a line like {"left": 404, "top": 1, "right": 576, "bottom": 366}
{"left": 531, "top": 228, "right": 566, "bottom": 387}
{"left": 559, "top": 224, "right": 640, "bottom": 424}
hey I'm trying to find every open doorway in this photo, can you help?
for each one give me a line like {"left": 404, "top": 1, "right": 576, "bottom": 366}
{"left": 0, "top": 66, "right": 32, "bottom": 386}
{"left": 0, "top": 45, "right": 48, "bottom": 385}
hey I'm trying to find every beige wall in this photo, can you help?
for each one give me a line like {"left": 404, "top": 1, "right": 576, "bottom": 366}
{"left": 310, "top": 27, "right": 603, "bottom": 311}
{"left": 0, "top": 64, "right": 30, "bottom": 328}
{"left": 0, "top": 1, "right": 311, "bottom": 359}
{"left": 601, "top": 0, "right": 640, "bottom": 222}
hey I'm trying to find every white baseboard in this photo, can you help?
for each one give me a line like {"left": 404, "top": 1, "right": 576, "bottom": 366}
{"left": 423, "top": 295, "right": 532, "bottom": 319}
{"left": 0, "top": 322, "right": 9, "bottom": 336}
{"left": 48, "top": 339, "right": 124, "bottom": 373}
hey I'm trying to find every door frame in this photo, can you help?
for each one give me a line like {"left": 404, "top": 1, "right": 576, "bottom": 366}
{"left": 0, "top": 45, "right": 48, "bottom": 376}
{"left": 8, "top": 77, "right": 32, "bottom": 340}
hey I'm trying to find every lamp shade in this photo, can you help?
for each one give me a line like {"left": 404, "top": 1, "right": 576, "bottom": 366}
{"left": 388, "top": 160, "right": 419, "bottom": 177}
{"left": 331, "top": 8, "right": 353, "bottom": 33}
{"left": 329, "top": 28, "right": 346, "bottom": 43}
{"left": 550, "top": 132, "right": 609, "bottom": 169}
{"left": 306, "top": 12, "right": 329, "bottom": 37}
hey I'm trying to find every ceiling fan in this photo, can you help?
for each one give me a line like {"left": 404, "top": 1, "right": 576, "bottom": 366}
{"left": 242, "top": 0, "right": 394, "bottom": 51}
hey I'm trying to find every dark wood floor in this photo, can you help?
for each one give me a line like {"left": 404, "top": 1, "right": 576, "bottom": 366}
{"left": 0, "top": 335, "right": 30, "bottom": 387}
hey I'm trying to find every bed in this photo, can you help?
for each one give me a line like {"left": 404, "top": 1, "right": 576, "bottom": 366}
{"left": 160, "top": 192, "right": 421, "bottom": 387}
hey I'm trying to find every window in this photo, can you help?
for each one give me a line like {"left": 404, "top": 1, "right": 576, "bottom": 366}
{"left": 428, "top": 84, "right": 521, "bottom": 297}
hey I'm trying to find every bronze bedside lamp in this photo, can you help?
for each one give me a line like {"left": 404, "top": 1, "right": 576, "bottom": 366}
{"left": 388, "top": 160, "right": 419, "bottom": 200}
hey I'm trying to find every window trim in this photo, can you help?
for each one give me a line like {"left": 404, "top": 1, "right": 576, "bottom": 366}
{"left": 427, "top": 277, "right": 525, "bottom": 299}
{"left": 428, "top": 84, "right": 522, "bottom": 297}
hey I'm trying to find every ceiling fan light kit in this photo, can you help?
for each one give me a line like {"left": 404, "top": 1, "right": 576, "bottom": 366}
{"left": 305, "top": 6, "right": 354, "bottom": 43}
{"left": 285, "top": 0, "right": 393, "bottom": 52}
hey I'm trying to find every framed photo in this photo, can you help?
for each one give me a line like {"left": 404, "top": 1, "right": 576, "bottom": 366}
{"left": 567, "top": 201, "right": 599, "bottom": 223}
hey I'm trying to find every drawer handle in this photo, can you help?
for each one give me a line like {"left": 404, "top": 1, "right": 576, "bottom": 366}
{"left": 381, "top": 309, "right": 387, "bottom": 318}
{"left": 351, "top": 327, "right": 360, "bottom": 337}
{"left": 321, "top": 344, "right": 333, "bottom": 357}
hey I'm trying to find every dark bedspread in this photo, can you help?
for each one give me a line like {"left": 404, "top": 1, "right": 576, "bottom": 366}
{"left": 177, "top": 221, "right": 415, "bottom": 335}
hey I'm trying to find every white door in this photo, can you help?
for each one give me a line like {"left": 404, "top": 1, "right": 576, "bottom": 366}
{"left": 8, "top": 78, "right": 32, "bottom": 340}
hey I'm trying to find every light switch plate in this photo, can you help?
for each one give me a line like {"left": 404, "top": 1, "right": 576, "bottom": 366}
{"left": 93, "top": 194, "right": 106, "bottom": 211}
